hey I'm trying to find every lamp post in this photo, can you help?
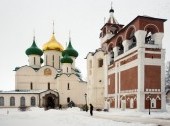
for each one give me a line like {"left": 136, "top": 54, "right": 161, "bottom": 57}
{"left": 149, "top": 93, "right": 151, "bottom": 115}
{"left": 84, "top": 93, "right": 87, "bottom": 112}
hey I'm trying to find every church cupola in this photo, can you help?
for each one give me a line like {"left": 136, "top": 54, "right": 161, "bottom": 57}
{"left": 61, "top": 53, "right": 73, "bottom": 73}
{"left": 62, "top": 37, "right": 78, "bottom": 69}
{"left": 42, "top": 22, "right": 64, "bottom": 69}
{"left": 25, "top": 37, "right": 43, "bottom": 68}
{"left": 100, "top": 5, "right": 124, "bottom": 45}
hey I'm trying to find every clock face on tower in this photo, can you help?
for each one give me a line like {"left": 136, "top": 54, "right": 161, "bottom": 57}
{"left": 44, "top": 68, "right": 52, "bottom": 76}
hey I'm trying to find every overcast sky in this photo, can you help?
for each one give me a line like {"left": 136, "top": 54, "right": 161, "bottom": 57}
{"left": 0, "top": 0, "right": 169, "bottom": 91}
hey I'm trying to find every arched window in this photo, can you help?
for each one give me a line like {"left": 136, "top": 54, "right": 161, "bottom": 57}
{"left": 52, "top": 55, "right": 54, "bottom": 67}
{"left": 89, "top": 60, "right": 92, "bottom": 68}
{"left": 31, "top": 96, "right": 36, "bottom": 106}
{"left": 0, "top": 97, "right": 4, "bottom": 106}
{"left": 10, "top": 97, "right": 15, "bottom": 106}
{"left": 20, "top": 96, "right": 25, "bottom": 107}
{"left": 67, "top": 97, "right": 70, "bottom": 103}
{"left": 30, "top": 82, "right": 33, "bottom": 90}
{"left": 98, "top": 59, "right": 103, "bottom": 67}
{"left": 34, "top": 57, "right": 36, "bottom": 65}
{"left": 67, "top": 83, "right": 70, "bottom": 90}
{"left": 48, "top": 82, "right": 50, "bottom": 90}
{"left": 151, "top": 98, "right": 156, "bottom": 108}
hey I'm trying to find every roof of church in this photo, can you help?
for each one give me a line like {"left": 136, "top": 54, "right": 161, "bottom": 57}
{"left": 25, "top": 39, "right": 43, "bottom": 56}
{"left": 42, "top": 34, "right": 64, "bottom": 52}
{"left": 62, "top": 39, "right": 78, "bottom": 57}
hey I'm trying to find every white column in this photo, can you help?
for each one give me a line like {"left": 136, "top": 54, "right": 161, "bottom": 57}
{"left": 113, "top": 47, "right": 119, "bottom": 58}
{"left": 152, "top": 33, "right": 164, "bottom": 48}
{"left": 135, "top": 30, "right": 147, "bottom": 48}
{"left": 122, "top": 40, "right": 131, "bottom": 52}
{"left": 137, "top": 48, "right": 145, "bottom": 111}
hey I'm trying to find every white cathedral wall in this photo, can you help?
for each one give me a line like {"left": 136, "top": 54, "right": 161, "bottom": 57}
{"left": 56, "top": 74, "right": 87, "bottom": 106}
{"left": 0, "top": 93, "right": 39, "bottom": 108}
{"left": 16, "top": 66, "right": 57, "bottom": 90}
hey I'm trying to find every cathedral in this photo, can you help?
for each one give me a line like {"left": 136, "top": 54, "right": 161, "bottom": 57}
{"left": 0, "top": 32, "right": 87, "bottom": 108}
{"left": 0, "top": 6, "right": 167, "bottom": 112}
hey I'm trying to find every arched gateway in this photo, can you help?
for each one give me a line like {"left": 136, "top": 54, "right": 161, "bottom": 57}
{"left": 40, "top": 90, "right": 59, "bottom": 109}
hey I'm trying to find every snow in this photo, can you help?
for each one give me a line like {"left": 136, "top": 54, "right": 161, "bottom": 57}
{"left": 0, "top": 105, "right": 170, "bottom": 126}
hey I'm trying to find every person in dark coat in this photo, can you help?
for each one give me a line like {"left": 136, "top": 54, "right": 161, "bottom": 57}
{"left": 89, "top": 104, "right": 93, "bottom": 116}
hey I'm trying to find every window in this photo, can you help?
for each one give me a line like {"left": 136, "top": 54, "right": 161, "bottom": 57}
{"left": 52, "top": 55, "right": 54, "bottom": 67}
{"left": 67, "top": 97, "right": 70, "bottom": 103}
{"left": 0, "top": 97, "right": 4, "bottom": 106}
{"left": 98, "top": 59, "right": 103, "bottom": 67}
{"left": 30, "top": 82, "right": 33, "bottom": 90}
{"left": 20, "top": 97, "right": 25, "bottom": 106}
{"left": 31, "top": 97, "right": 36, "bottom": 106}
{"left": 48, "top": 82, "right": 50, "bottom": 90}
{"left": 34, "top": 57, "right": 36, "bottom": 65}
{"left": 67, "top": 67, "right": 68, "bottom": 73}
{"left": 67, "top": 83, "right": 70, "bottom": 90}
{"left": 10, "top": 97, "right": 15, "bottom": 106}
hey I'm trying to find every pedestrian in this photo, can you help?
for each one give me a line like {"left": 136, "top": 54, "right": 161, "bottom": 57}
{"left": 89, "top": 104, "right": 93, "bottom": 116}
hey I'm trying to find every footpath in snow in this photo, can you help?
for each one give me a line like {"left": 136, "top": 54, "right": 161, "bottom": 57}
{"left": 0, "top": 105, "right": 170, "bottom": 126}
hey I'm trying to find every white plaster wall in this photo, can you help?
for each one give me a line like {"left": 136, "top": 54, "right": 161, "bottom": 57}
{"left": 28, "top": 55, "right": 41, "bottom": 68}
{"left": 56, "top": 74, "right": 87, "bottom": 106}
{"left": 44, "top": 50, "right": 62, "bottom": 69}
{"left": 0, "top": 93, "right": 39, "bottom": 108}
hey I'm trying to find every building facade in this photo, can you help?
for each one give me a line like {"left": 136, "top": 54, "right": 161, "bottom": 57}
{"left": 86, "top": 7, "right": 167, "bottom": 112}
{"left": 0, "top": 33, "right": 87, "bottom": 108}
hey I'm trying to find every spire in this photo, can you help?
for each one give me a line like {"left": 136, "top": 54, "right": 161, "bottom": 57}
{"left": 109, "top": 1, "right": 114, "bottom": 13}
{"left": 33, "top": 29, "right": 35, "bottom": 42}
{"left": 52, "top": 20, "right": 55, "bottom": 34}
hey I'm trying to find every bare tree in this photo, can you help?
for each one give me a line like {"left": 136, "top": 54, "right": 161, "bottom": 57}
{"left": 165, "top": 61, "right": 170, "bottom": 92}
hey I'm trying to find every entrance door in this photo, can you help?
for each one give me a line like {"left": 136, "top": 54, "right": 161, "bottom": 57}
{"left": 47, "top": 96, "right": 55, "bottom": 108}
{"left": 44, "top": 93, "right": 59, "bottom": 109}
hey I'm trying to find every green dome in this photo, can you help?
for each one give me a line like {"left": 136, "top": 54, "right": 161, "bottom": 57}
{"left": 26, "top": 40, "right": 43, "bottom": 56}
{"left": 62, "top": 40, "right": 78, "bottom": 57}
{"left": 61, "top": 53, "right": 73, "bottom": 64}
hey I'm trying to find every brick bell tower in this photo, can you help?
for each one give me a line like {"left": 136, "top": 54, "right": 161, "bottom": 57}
{"left": 99, "top": 6, "right": 167, "bottom": 111}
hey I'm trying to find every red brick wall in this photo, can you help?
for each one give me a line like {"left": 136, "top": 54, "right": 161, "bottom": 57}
{"left": 145, "top": 53, "right": 161, "bottom": 59}
{"left": 120, "top": 67, "right": 138, "bottom": 90}
{"left": 108, "top": 74, "right": 115, "bottom": 94}
{"left": 144, "top": 65, "right": 161, "bottom": 90}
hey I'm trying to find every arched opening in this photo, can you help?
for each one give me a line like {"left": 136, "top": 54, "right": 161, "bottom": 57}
{"left": 126, "top": 26, "right": 136, "bottom": 49}
{"left": 31, "top": 96, "right": 36, "bottom": 106}
{"left": 144, "top": 24, "right": 159, "bottom": 45}
{"left": 151, "top": 98, "right": 156, "bottom": 108}
{"left": 98, "top": 58, "right": 103, "bottom": 67}
{"left": 0, "top": 97, "right": 4, "bottom": 106}
{"left": 44, "top": 93, "right": 59, "bottom": 109}
{"left": 116, "top": 37, "right": 124, "bottom": 56}
{"left": 108, "top": 43, "right": 114, "bottom": 65}
{"left": 20, "top": 96, "right": 25, "bottom": 107}
{"left": 10, "top": 97, "right": 15, "bottom": 106}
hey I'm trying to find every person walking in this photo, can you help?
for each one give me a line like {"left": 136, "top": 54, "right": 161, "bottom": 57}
{"left": 89, "top": 104, "right": 93, "bottom": 116}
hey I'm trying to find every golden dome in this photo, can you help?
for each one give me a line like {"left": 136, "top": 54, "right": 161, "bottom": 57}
{"left": 43, "top": 34, "right": 64, "bottom": 51}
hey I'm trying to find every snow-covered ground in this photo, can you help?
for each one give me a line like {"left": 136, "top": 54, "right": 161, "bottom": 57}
{"left": 0, "top": 105, "right": 170, "bottom": 126}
